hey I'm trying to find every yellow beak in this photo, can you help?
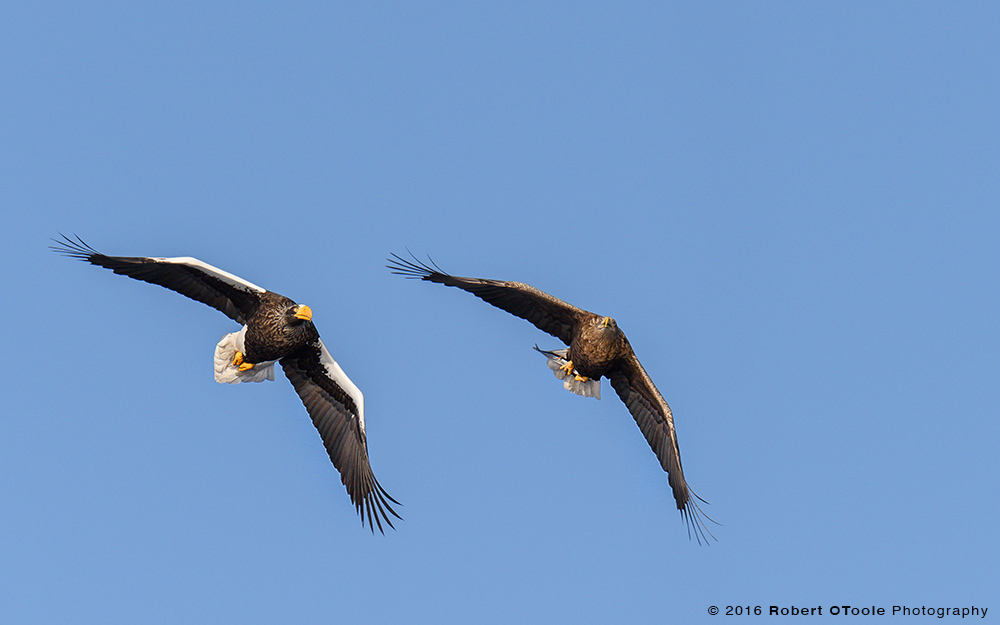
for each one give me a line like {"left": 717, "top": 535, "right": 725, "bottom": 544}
{"left": 602, "top": 317, "right": 613, "bottom": 328}
{"left": 294, "top": 305, "right": 313, "bottom": 321}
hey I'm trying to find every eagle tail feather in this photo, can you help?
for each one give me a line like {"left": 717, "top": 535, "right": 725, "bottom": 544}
{"left": 532, "top": 345, "right": 601, "bottom": 399}
{"left": 214, "top": 328, "right": 275, "bottom": 384}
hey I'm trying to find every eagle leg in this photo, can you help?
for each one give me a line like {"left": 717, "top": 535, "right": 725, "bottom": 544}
{"left": 232, "top": 351, "right": 255, "bottom": 371}
{"left": 558, "top": 359, "right": 589, "bottom": 382}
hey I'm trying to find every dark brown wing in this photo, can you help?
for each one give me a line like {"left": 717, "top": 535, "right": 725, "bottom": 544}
{"left": 280, "top": 338, "right": 401, "bottom": 533}
{"left": 607, "top": 351, "right": 715, "bottom": 544}
{"left": 387, "top": 253, "right": 588, "bottom": 345}
{"left": 50, "top": 234, "right": 263, "bottom": 324}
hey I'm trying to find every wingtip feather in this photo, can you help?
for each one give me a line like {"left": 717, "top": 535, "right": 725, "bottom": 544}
{"left": 49, "top": 233, "right": 100, "bottom": 261}
{"left": 386, "top": 251, "right": 444, "bottom": 280}
{"left": 680, "top": 491, "right": 720, "bottom": 546}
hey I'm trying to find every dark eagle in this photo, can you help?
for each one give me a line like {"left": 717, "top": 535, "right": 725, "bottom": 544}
{"left": 52, "top": 235, "right": 400, "bottom": 533}
{"left": 388, "top": 253, "right": 713, "bottom": 543}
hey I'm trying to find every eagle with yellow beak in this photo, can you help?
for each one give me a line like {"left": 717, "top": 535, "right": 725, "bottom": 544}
{"left": 388, "top": 253, "right": 713, "bottom": 543}
{"left": 52, "top": 235, "right": 400, "bottom": 533}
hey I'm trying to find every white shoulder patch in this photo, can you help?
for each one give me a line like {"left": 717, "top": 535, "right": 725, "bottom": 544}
{"left": 155, "top": 256, "right": 267, "bottom": 293}
{"left": 316, "top": 339, "right": 366, "bottom": 432}
{"left": 535, "top": 346, "right": 601, "bottom": 400}
{"left": 214, "top": 326, "right": 276, "bottom": 384}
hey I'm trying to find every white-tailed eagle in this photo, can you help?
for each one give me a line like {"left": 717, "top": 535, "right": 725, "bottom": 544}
{"left": 388, "top": 253, "right": 713, "bottom": 543}
{"left": 53, "top": 235, "right": 400, "bottom": 533}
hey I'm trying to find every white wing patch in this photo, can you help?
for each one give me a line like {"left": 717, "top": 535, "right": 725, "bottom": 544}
{"left": 316, "top": 339, "right": 366, "bottom": 433}
{"left": 214, "top": 326, "right": 276, "bottom": 384}
{"left": 535, "top": 346, "right": 601, "bottom": 399}
{"left": 154, "top": 256, "right": 267, "bottom": 293}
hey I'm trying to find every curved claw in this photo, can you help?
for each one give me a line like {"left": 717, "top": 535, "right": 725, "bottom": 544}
{"left": 233, "top": 351, "right": 255, "bottom": 371}
{"left": 559, "top": 359, "right": 588, "bottom": 381}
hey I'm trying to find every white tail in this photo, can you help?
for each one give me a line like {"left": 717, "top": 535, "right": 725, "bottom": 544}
{"left": 533, "top": 346, "right": 601, "bottom": 399}
{"left": 214, "top": 327, "right": 276, "bottom": 384}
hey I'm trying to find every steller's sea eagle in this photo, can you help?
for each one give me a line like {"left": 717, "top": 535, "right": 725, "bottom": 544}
{"left": 52, "top": 235, "right": 400, "bottom": 533}
{"left": 388, "top": 253, "right": 714, "bottom": 543}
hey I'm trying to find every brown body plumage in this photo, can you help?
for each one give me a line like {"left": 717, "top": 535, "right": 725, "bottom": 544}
{"left": 242, "top": 292, "right": 319, "bottom": 364}
{"left": 569, "top": 315, "right": 629, "bottom": 379}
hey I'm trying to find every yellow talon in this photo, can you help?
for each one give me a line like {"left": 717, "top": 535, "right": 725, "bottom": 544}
{"left": 559, "top": 360, "right": 575, "bottom": 375}
{"left": 233, "top": 351, "right": 254, "bottom": 371}
{"left": 574, "top": 374, "right": 590, "bottom": 382}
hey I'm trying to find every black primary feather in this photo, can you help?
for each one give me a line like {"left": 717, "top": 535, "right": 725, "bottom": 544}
{"left": 50, "top": 234, "right": 260, "bottom": 324}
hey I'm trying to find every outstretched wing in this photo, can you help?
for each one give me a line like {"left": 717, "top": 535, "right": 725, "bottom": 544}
{"left": 607, "top": 352, "right": 715, "bottom": 544}
{"left": 387, "top": 253, "right": 587, "bottom": 345}
{"left": 51, "top": 234, "right": 264, "bottom": 324}
{"left": 280, "top": 338, "right": 401, "bottom": 533}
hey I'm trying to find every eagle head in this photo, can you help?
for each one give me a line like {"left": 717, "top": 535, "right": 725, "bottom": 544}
{"left": 592, "top": 316, "right": 624, "bottom": 347}
{"left": 285, "top": 304, "right": 313, "bottom": 328}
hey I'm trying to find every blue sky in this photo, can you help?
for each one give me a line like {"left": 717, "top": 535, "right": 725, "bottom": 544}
{"left": 3, "top": 2, "right": 998, "bottom": 623}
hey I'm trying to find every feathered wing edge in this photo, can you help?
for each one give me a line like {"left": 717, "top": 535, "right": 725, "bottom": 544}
{"left": 280, "top": 340, "right": 401, "bottom": 533}
{"left": 49, "top": 234, "right": 263, "bottom": 324}
{"left": 386, "top": 252, "right": 586, "bottom": 345}
{"left": 608, "top": 354, "right": 718, "bottom": 545}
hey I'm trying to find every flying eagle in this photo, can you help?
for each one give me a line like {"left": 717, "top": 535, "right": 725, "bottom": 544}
{"left": 52, "top": 235, "right": 400, "bottom": 533}
{"left": 388, "top": 253, "right": 713, "bottom": 543}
